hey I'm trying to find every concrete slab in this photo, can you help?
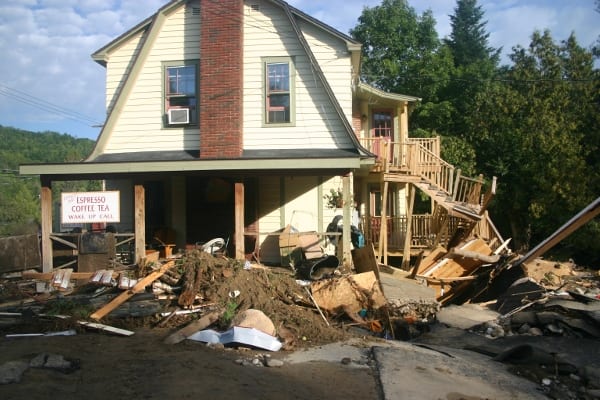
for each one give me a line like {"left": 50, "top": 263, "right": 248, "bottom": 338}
{"left": 283, "top": 338, "right": 372, "bottom": 368}
{"left": 379, "top": 272, "right": 436, "bottom": 302}
{"left": 373, "top": 341, "right": 546, "bottom": 400}
{"left": 436, "top": 303, "right": 500, "bottom": 330}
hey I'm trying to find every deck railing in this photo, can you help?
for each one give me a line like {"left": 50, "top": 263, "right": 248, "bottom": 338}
{"left": 362, "top": 214, "right": 503, "bottom": 252}
{"left": 359, "top": 136, "right": 454, "bottom": 194}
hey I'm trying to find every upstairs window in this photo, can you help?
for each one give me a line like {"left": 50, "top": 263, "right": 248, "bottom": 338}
{"left": 372, "top": 110, "right": 393, "bottom": 138}
{"left": 264, "top": 58, "right": 294, "bottom": 125}
{"left": 163, "top": 61, "right": 198, "bottom": 126}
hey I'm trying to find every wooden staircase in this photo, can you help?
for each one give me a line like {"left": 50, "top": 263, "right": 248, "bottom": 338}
{"left": 365, "top": 136, "right": 499, "bottom": 262}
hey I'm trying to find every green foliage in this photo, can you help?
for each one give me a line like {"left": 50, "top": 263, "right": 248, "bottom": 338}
{"left": 0, "top": 125, "right": 99, "bottom": 236}
{"left": 469, "top": 30, "right": 599, "bottom": 260}
{"left": 43, "top": 298, "right": 95, "bottom": 318}
{"left": 220, "top": 300, "right": 238, "bottom": 327}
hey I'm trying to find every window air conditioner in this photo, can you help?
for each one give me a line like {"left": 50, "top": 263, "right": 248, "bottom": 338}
{"left": 168, "top": 108, "right": 190, "bottom": 124}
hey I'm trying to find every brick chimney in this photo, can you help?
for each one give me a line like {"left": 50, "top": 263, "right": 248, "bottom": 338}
{"left": 199, "top": 0, "right": 243, "bottom": 159}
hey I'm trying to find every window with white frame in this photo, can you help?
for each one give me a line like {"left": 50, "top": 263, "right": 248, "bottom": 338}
{"left": 264, "top": 57, "right": 294, "bottom": 125}
{"left": 164, "top": 61, "right": 198, "bottom": 126}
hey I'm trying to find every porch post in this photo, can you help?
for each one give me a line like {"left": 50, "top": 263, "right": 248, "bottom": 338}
{"left": 134, "top": 185, "right": 146, "bottom": 264}
{"left": 401, "top": 183, "right": 416, "bottom": 269}
{"left": 40, "top": 177, "right": 53, "bottom": 272}
{"left": 234, "top": 182, "right": 245, "bottom": 260}
{"left": 342, "top": 174, "right": 352, "bottom": 269}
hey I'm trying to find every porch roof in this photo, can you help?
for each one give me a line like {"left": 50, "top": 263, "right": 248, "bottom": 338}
{"left": 20, "top": 149, "right": 374, "bottom": 180}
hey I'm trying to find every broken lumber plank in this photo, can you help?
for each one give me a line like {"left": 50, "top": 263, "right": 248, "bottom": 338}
{"left": 90, "top": 260, "right": 176, "bottom": 320}
{"left": 446, "top": 248, "right": 500, "bottom": 264}
{"left": 22, "top": 271, "right": 116, "bottom": 281}
{"left": 163, "top": 310, "right": 222, "bottom": 344}
{"left": 78, "top": 321, "right": 134, "bottom": 336}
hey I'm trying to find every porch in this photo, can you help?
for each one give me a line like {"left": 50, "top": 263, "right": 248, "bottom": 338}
{"left": 357, "top": 135, "right": 502, "bottom": 261}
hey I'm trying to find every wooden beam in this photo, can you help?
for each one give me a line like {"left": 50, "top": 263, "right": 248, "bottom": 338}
{"left": 342, "top": 174, "right": 352, "bottom": 269}
{"left": 514, "top": 196, "right": 600, "bottom": 267}
{"left": 40, "top": 183, "right": 53, "bottom": 273}
{"left": 446, "top": 248, "right": 500, "bottom": 264}
{"left": 401, "top": 183, "right": 416, "bottom": 269}
{"left": 378, "top": 180, "right": 389, "bottom": 264}
{"left": 90, "top": 260, "right": 175, "bottom": 320}
{"left": 163, "top": 310, "right": 222, "bottom": 344}
{"left": 234, "top": 182, "right": 245, "bottom": 260}
{"left": 134, "top": 185, "right": 145, "bottom": 264}
{"left": 22, "top": 271, "right": 117, "bottom": 280}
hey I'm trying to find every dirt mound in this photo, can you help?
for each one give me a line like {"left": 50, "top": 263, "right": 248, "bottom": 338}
{"left": 166, "top": 250, "right": 351, "bottom": 346}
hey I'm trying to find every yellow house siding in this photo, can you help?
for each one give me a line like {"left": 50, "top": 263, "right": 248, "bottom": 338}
{"left": 243, "top": 1, "right": 353, "bottom": 150}
{"left": 301, "top": 21, "right": 353, "bottom": 125}
{"left": 103, "top": 2, "right": 201, "bottom": 154}
{"left": 105, "top": 32, "right": 144, "bottom": 112}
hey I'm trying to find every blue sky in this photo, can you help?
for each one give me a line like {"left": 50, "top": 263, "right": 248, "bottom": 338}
{"left": 0, "top": 0, "right": 598, "bottom": 140}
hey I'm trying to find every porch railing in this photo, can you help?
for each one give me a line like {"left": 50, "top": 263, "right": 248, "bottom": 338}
{"left": 362, "top": 214, "right": 503, "bottom": 252}
{"left": 359, "top": 136, "right": 454, "bottom": 194}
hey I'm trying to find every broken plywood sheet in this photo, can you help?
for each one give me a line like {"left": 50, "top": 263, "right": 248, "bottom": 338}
{"left": 310, "top": 271, "right": 387, "bottom": 316}
{"left": 418, "top": 238, "right": 493, "bottom": 303}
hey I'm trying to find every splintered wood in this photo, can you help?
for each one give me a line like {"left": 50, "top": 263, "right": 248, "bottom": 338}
{"left": 90, "top": 260, "right": 176, "bottom": 320}
{"left": 416, "top": 238, "right": 494, "bottom": 304}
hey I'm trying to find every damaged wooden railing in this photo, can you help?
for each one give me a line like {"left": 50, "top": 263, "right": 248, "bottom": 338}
{"left": 409, "top": 143, "right": 455, "bottom": 195}
{"left": 362, "top": 212, "right": 504, "bottom": 254}
{"left": 360, "top": 136, "right": 454, "bottom": 194}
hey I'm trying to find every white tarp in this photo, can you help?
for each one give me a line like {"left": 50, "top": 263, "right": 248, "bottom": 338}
{"left": 187, "top": 326, "right": 282, "bottom": 351}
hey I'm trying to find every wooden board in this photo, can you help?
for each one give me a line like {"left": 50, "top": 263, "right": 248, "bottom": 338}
{"left": 163, "top": 310, "right": 222, "bottom": 344}
{"left": 90, "top": 260, "right": 175, "bottom": 320}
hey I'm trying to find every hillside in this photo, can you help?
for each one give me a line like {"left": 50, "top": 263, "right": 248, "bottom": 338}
{"left": 0, "top": 125, "right": 98, "bottom": 236}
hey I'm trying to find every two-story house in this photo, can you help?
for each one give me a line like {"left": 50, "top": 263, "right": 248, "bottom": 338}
{"left": 21, "top": 0, "right": 500, "bottom": 273}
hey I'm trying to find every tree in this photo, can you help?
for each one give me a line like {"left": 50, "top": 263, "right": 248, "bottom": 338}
{"left": 350, "top": 0, "right": 454, "bottom": 132}
{"left": 443, "top": 0, "right": 500, "bottom": 140}
{"left": 0, "top": 125, "right": 100, "bottom": 236}
{"left": 469, "top": 30, "right": 599, "bottom": 262}
{"left": 445, "top": 0, "right": 500, "bottom": 67}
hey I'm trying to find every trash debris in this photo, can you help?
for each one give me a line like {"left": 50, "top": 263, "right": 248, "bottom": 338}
{"left": 187, "top": 326, "right": 282, "bottom": 352}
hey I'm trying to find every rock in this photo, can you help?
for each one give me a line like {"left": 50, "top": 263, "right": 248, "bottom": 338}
{"left": 265, "top": 358, "right": 284, "bottom": 368}
{"left": 0, "top": 360, "right": 29, "bottom": 384}
{"left": 484, "top": 321, "right": 505, "bottom": 338}
{"left": 44, "top": 354, "right": 72, "bottom": 370}
{"left": 528, "top": 327, "right": 543, "bottom": 336}
{"left": 518, "top": 323, "right": 531, "bottom": 334}
{"left": 545, "top": 323, "right": 563, "bottom": 334}
{"left": 230, "top": 309, "right": 276, "bottom": 336}
{"left": 341, "top": 357, "right": 352, "bottom": 365}
{"left": 252, "top": 358, "right": 263, "bottom": 367}
{"left": 510, "top": 311, "right": 538, "bottom": 326}
{"left": 29, "top": 353, "right": 48, "bottom": 368}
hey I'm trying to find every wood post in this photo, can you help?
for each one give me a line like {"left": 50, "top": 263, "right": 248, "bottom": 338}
{"left": 401, "top": 183, "right": 415, "bottom": 270}
{"left": 134, "top": 185, "right": 146, "bottom": 264}
{"left": 234, "top": 182, "right": 245, "bottom": 260}
{"left": 378, "top": 180, "right": 389, "bottom": 264}
{"left": 40, "top": 180, "right": 53, "bottom": 272}
{"left": 342, "top": 174, "right": 352, "bottom": 269}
